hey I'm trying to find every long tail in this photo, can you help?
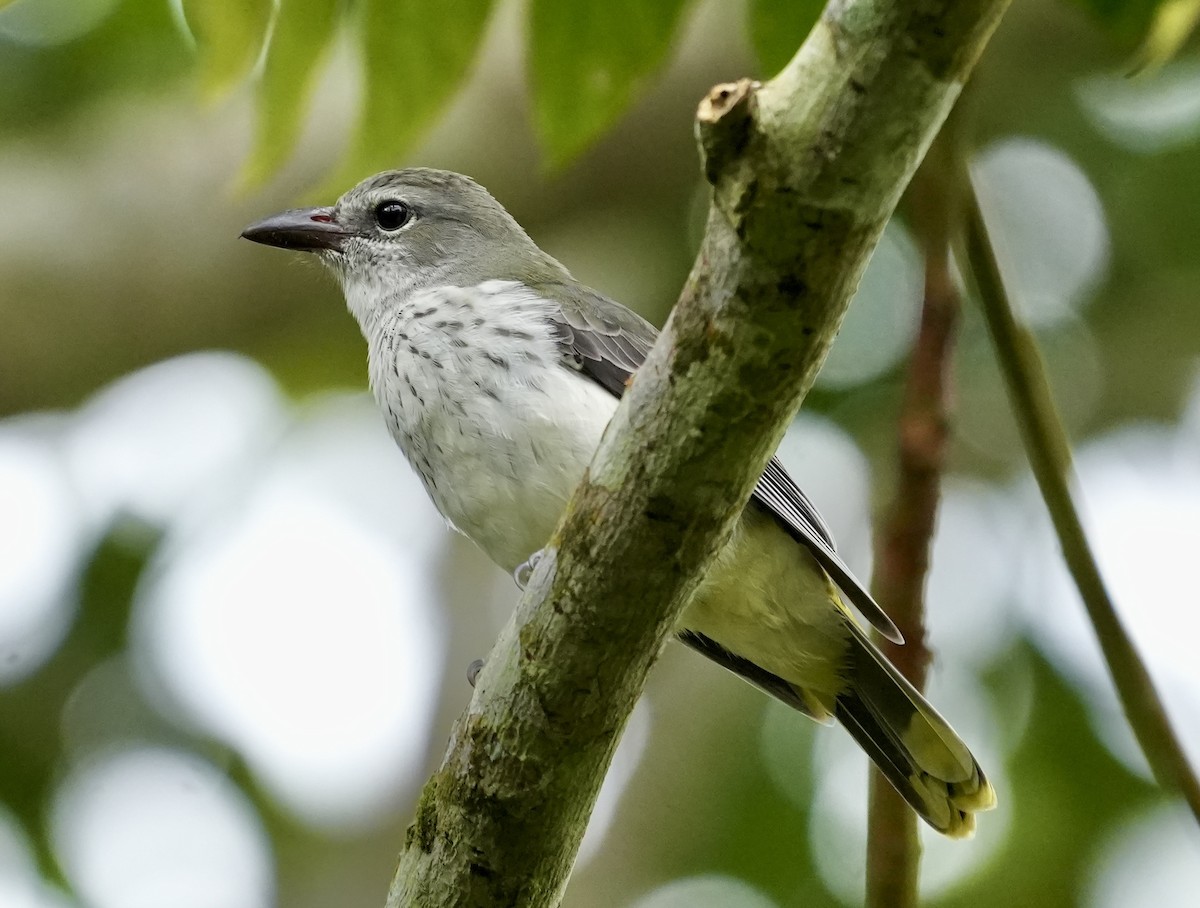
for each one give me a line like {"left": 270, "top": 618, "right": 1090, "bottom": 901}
{"left": 677, "top": 624, "right": 997, "bottom": 837}
{"left": 835, "top": 623, "right": 996, "bottom": 838}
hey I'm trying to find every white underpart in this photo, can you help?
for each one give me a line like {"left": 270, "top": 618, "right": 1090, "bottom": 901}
{"left": 348, "top": 278, "right": 847, "bottom": 698}
{"left": 360, "top": 280, "right": 616, "bottom": 572}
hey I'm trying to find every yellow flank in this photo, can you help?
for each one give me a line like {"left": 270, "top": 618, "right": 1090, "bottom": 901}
{"left": 683, "top": 506, "right": 850, "bottom": 716}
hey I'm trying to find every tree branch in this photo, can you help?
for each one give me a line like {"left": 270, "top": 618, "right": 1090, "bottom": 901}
{"left": 865, "top": 137, "right": 962, "bottom": 908}
{"left": 962, "top": 171, "right": 1200, "bottom": 824}
{"left": 387, "top": 3, "right": 1011, "bottom": 904}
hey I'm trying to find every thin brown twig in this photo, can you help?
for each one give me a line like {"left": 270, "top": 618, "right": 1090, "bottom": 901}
{"left": 961, "top": 167, "right": 1200, "bottom": 824}
{"left": 865, "top": 141, "right": 962, "bottom": 908}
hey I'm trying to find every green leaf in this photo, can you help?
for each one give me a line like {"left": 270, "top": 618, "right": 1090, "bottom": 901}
{"left": 1068, "top": 0, "right": 1200, "bottom": 70}
{"left": 241, "top": 0, "right": 341, "bottom": 188}
{"left": 327, "top": 0, "right": 493, "bottom": 191}
{"left": 528, "top": 0, "right": 690, "bottom": 168}
{"left": 1129, "top": 0, "right": 1200, "bottom": 71}
{"left": 747, "top": 0, "right": 824, "bottom": 78}
{"left": 182, "top": 0, "right": 273, "bottom": 101}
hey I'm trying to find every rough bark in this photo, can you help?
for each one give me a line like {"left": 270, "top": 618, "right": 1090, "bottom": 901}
{"left": 387, "top": 3, "right": 1011, "bottom": 905}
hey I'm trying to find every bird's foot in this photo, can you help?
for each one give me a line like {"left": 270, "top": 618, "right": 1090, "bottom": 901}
{"left": 513, "top": 549, "right": 545, "bottom": 590}
{"left": 467, "top": 658, "right": 484, "bottom": 688}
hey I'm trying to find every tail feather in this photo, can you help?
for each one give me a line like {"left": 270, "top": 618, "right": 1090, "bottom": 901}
{"left": 676, "top": 621, "right": 997, "bottom": 837}
{"left": 837, "top": 624, "right": 996, "bottom": 837}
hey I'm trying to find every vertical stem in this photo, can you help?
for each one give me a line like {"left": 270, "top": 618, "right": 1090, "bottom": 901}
{"left": 865, "top": 142, "right": 962, "bottom": 908}
{"left": 961, "top": 169, "right": 1200, "bottom": 824}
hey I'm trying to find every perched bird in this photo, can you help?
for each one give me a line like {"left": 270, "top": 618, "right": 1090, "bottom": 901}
{"left": 242, "top": 168, "right": 996, "bottom": 836}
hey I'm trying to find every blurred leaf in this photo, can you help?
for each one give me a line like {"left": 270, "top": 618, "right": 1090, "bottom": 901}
{"left": 0, "top": 518, "right": 159, "bottom": 884}
{"left": 748, "top": 0, "right": 824, "bottom": 77}
{"left": 1129, "top": 0, "right": 1200, "bottom": 71}
{"left": 528, "top": 0, "right": 690, "bottom": 168}
{"left": 0, "top": 0, "right": 192, "bottom": 134}
{"left": 1068, "top": 0, "right": 1163, "bottom": 39}
{"left": 241, "top": 0, "right": 342, "bottom": 188}
{"left": 327, "top": 0, "right": 493, "bottom": 191}
{"left": 182, "top": 0, "right": 273, "bottom": 101}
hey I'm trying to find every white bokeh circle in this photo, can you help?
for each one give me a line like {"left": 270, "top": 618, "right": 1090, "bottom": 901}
{"left": 972, "top": 138, "right": 1109, "bottom": 327}
{"left": 50, "top": 747, "right": 272, "bottom": 908}
{"left": 134, "top": 394, "right": 447, "bottom": 830}
{"left": 630, "top": 874, "right": 779, "bottom": 908}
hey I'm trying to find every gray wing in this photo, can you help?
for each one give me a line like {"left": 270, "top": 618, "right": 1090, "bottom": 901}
{"left": 538, "top": 282, "right": 903, "bottom": 644}
{"left": 543, "top": 282, "right": 653, "bottom": 397}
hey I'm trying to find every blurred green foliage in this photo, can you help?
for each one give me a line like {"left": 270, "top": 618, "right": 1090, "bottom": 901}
{"left": 327, "top": 0, "right": 494, "bottom": 191}
{"left": 0, "top": 0, "right": 189, "bottom": 132}
{"left": 747, "top": 0, "right": 824, "bottom": 78}
{"left": 528, "top": 0, "right": 690, "bottom": 166}
{"left": 182, "top": 0, "right": 273, "bottom": 100}
{"left": 243, "top": 0, "right": 340, "bottom": 188}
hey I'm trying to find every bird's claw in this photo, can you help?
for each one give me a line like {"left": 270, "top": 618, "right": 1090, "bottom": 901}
{"left": 513, "top": 549, "right": 545, "bottom": 590}
{"left": 467, "top": 658, "right": 484, "bottom": 688}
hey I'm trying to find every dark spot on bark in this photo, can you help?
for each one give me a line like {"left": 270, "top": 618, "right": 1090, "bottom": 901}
{"left": 801, "top": 325, "right": 815, "bottom": 336}
{"left": 469, "top": 862, "right": 497, "bottom": 880}
{"left": 849, "top": 78, "right": 866, "bottom": 95}
{"left": 734, "top": 177, "right": 759, "bottom": 216}
{"left": 645, "top": 495, "right": 676, "bottom": 523}
{"left": 777, "top": 274, "right": 808, "bottom": 298}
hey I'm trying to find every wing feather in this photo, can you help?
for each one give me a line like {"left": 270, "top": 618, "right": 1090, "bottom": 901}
{"left": 535, "top": 280, "right": 902, "bottom": 644}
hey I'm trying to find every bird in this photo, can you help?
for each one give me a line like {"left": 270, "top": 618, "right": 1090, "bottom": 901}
{"left": 241, "top": 168, "right": 996, "bottom": 836}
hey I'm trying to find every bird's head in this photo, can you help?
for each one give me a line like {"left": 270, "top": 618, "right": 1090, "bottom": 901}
{"left": 242, "top": 169, "right": 563, "bottom": 321}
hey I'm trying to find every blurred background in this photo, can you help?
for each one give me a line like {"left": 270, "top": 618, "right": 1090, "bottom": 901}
{"left": 2, "top": 0, "right": 1199, "bottom": 906}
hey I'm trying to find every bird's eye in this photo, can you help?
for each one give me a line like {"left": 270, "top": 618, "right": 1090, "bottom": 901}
{"left": 374, "top": 200, "right": 411, "bottom": 231}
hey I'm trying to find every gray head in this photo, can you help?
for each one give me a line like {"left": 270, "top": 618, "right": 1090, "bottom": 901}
{"left": 242, "top": 169, "right": 568, "bottom": 320}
